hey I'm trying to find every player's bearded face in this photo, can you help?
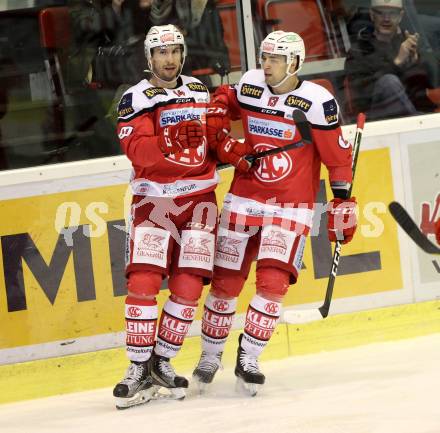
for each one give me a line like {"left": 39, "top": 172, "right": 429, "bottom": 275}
{"left": 261, "top": 53, "right": 296, "bottom": 86}
{"left": 151, "top": 45, "right": 183, "bottom": 81}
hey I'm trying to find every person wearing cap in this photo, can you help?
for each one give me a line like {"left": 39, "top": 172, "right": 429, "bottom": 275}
{"left": 345, "top": 0, "right": 436, "bottom": 120}
{"left": 192, "top": 30, "right": 356, "bottom": 396}
{"left": 112, "top": 23, "right": 240, "bottom": 409}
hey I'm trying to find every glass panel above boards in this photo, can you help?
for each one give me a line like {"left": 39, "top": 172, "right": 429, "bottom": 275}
{"left": 249, "top": 0, "right": 440, "bottom": 124}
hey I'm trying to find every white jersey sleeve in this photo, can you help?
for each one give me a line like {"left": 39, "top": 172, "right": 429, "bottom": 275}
{"left": 290, "top": 80, "right": 340, "bottom": 129}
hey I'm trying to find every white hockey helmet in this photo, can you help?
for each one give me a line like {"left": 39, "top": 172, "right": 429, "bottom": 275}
{"left": 259, "top": 31, "right": 306, "bottom": 74}
{"left": 144, "top": 24, "right": 186, "bottom": 72}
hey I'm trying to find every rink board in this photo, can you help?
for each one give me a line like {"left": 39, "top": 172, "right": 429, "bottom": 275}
{"left": 0, "top": 147, "right": 401, "bottom": 353}
{"left": 0, "top": 299, "right": 439, "bottom": 404}
{"left": 0, "top": 114, "right": 439, "bottom": 396}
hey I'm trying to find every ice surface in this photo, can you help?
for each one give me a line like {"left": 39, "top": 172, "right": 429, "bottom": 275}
{"left": 1, "top": 334, "right": 439, "bottom": 433}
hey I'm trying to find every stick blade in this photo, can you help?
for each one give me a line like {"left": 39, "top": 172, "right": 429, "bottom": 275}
{"left": 389, "top": 201, "right": 416, "bottom": 234}
{"left": 389, "top": 201, "right": 440, "bottom": 254}
{"left": 283, "top": 308, "right": 324, "bottom": 325}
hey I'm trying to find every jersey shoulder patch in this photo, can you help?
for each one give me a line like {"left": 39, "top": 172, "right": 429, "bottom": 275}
{"left": 238, "top": 69, "right": 266, "bottom": 100}
{"left": 179, "top": 75, "right": 209, "bottom": 102}
{"left": 186, "top": 81, "right": 208, "bottom": 93}
{"left": 322, "top": 98, "right": 338, "bottom": 124}
{"left": 143, "top": 87, "right": 167, "bottom": 99}
{"left": 297, "top": 81, "right": 340, "bottom": 128}
{"left": 118, "top": 81, "right": 155, "bottom": 120}
{"left": 284, "top": 94, "right": 313, "bottom": 112}
{"left": 118, "top": 92, "right": 135, "bottom": 118}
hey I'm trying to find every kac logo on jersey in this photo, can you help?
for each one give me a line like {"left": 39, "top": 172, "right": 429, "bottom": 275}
{"left": 253, "top": 143, "right": 293, "bottom": 183}
{"left": 248, "top": 117, "right": 295, "bottom": 140}
{"left": 166, "top": 142, "right": 207, "bottom": 167}
{"left": 240, "top": 84, "right": 264, "bottom": 99}
{"left": 160, "top": 107, "right": 204, "bottom": 127}
{"left": 323, "top": 99, "right": 338, "bottom": 124}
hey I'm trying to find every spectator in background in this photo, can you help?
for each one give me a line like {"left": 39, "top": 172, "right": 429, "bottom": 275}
{"left": 399, "top": 0, "right": 440, "bottom": 87}
{"left": 344, "top": 0, "right": 436, "bottom": 120}
{"left": 59, "top": 0, "right": 120, "bottom": 157}
{"left": 0, "top": 37, "right": 19, "bottom": 169}
{"left": 400, "top": 0, "right": 440, "bottom": 57}
{"left": 132, "top": 0, "right": 154, "bottom": 36}
{"left": 96, "top": 0, "right": 154, "bottom": 124}
{"left": 150, "top": 0, "right": 230, "bottom": 81}
{"left": 66, "top": 0, "right": 105, "bottom": 88}
{"left": 94, "top": 0, "right": 152, "bottom": 88}
{"left": 101, "top": 0, "right": 130, "bottom": 43}
{"left": 0, "top": 85, "right": 7, "bottom": 168}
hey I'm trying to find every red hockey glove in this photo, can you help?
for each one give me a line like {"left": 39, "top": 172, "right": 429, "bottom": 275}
{"left": 217, "top": 136, "right": 253, "bottom": 173}
{"left": 159, "top": 120, "right": 204, "bottom": 154}
{"left": 327, "top": 197, "right": 357, "bottom": 244}
{"left": 435, "top": 218, "right": 440, "bottom": 245}
{"left": 205, "top": 105, "right": 230, "bottom": 150}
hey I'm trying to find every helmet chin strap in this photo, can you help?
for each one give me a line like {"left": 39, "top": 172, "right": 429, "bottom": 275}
{"left": 270, "top": 60, "right": 296, "bottom": 89}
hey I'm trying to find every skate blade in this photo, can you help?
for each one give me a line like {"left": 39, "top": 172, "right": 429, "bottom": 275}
{"left": 235, "top": 377, "right": 261, "bottom": 397}
{"left": 152, "top": 385, "right": 186, "bottom": 401}
{"left": 192, "top": 376, "right": 210, "bottom": 395}
{"left": 115, "top": 387, "right": 156, "bottom": 410}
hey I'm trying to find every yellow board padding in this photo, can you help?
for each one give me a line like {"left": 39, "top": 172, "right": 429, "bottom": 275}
{"left": 1, "top": 300, "right": 439, "bottom": 405}
{"left": 0, "top": 147, "right": 403, "bottom": 350}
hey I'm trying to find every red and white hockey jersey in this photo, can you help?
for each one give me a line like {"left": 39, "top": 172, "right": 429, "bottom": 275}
{"left": 117, "top": 75, "right": 218, "bottom": 198}
{"left": 215, "top": 69, "right": 353, "bottom": 226}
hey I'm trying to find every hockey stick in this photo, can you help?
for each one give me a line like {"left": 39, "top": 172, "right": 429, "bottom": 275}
{"left": 217, "top": 109, "right": 312, "bottom": 170}
{"left": 245, "top": 109, "right": 313, "bottom": 165}
{"left": 389, "top": 201, "right": 440, "bottom": 254}
{"left": 284, "top": 112, "right": 366, "bottom": 324}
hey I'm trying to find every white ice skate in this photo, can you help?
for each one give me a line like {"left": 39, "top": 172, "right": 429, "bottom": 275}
{"left": 192, "top": 351, "right": 223, "bottom": 394}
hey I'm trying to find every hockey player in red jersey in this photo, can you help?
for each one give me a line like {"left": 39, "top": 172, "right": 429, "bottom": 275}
{"left": 113, "top": 24, "right": 225, "bottom": 408}
{"left": 193, "top": 30, "right": 357, "bottom": 395}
